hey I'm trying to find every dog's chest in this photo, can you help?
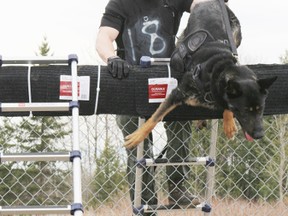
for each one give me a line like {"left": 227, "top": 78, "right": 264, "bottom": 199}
{"left": 180, "top": 68, "right": 217, "bottom": 109}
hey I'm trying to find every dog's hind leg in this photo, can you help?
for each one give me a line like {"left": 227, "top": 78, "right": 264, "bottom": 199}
{"left": 223, "top": 109, "right": 237, "bottom": 139}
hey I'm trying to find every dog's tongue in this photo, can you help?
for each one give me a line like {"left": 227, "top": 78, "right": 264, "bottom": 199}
{"left": 245, "top": 132, "right": 254, "bottom": 142}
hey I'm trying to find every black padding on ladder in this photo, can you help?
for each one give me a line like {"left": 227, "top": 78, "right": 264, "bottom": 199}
{"left": 0, "top": 64, "right": 287, "bottom": 119}
{"left": 0, "top": 66, "right": 30, "bottom": 116}
{"left": 30, "top": 65, "right": 98, "bottom": 116}
{"left": 96, "top": 66, "right": 137, "bottom": 116}
{"left": 131, "top": 64, "right": 288, "bottom": 120}
{"left": 134, "top": 65, "right": 222, "bottom": 120}
{"left": 253, "top": 64, "right": 288, "bottom": 116}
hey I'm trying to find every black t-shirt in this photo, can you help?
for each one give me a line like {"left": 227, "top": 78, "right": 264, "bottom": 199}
{"left": 100, "top": 0, "right": 192, "bottom": 65}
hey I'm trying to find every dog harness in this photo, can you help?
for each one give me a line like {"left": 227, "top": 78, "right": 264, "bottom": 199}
{"left": 172, "top": 29, "right": 235, "bottom": 104}
{"left": 170, "top": 30, "right": 217, "bottom": 72}
{"left": 171, "top": 0, "right": 240, "bottom": 106}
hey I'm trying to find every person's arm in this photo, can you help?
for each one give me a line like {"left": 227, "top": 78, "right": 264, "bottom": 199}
{"left": 96, "top": 26, "right": 130, "bottom": 79}
{"left": 96, "top": 26, "right": 119, "bottom": 63}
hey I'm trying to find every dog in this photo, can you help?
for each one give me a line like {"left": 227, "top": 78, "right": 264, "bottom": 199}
{"left": 124, "top": 0, "right": 277, "bottom": 149}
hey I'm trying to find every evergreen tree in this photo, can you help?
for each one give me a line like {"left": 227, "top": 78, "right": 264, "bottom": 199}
{"left": 213, "top": 119, "right": 281, "bottom": 201}
{"left": 274, "top": 51, "right": 288, "bottom": 202}
{"left": 280, "top": 50, "right": 288, "bottom": 64}
{"left": 0, "top": 37, "right": 71, "bottom": 205}
{"left": 214, "top": 48, "right": 288, "bottom": 201}
{"left": 92, "top": 116, "right": 127, "bottom": 204}
{"left": 35, "top": 36, "right": 53, "bottom": 57}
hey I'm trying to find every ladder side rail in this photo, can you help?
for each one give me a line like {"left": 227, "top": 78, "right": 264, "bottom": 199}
{"left": 70, "top": 56, "right": 83, "bottom": 216}
{"left": 204, "top": 119, "right": 218, "bottom": 216}
{"left": 133, "top": 118, "right": 146, "bottom": 215}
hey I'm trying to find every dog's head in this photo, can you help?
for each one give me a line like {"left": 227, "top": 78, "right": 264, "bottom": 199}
{"left": 223, "top": 65, "right": 277, "bottom": 141}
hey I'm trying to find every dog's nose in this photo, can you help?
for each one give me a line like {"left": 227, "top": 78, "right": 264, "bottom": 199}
{"left": 252, "top": 131, "right": 264, "bottom": 139}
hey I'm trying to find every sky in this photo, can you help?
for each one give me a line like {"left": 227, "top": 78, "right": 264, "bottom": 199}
{"left": 0, "top": 0, "right": 288, "bottom": 65}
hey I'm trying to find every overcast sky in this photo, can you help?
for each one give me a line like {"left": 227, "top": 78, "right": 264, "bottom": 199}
{"left": 0, "top": 0, "right": 287, "bottom": 65}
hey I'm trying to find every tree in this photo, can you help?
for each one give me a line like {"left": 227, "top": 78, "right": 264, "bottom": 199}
{"left": 35, "top": 36, "right": 53, "bottom": 57}
{"left": 212, "top": 51, "right": 288, "bottom": 202}
{"left": 0, "top": 37, "right": 71, "bottom": 206}
{"left": 91, "top": 115, "right": 127, "bottom": 204}
{"left": 279, "top": 50, "right": 288, "bottom": 64}
{"left": 275, "top": 51, "right": 288, "bottom": 202}
{"left": 216, "top": 125, "right": 279, "bottom": 201}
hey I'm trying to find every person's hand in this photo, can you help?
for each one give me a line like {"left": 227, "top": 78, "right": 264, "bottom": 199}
{"left": 107, "top": 56, "right": 130, "bottom": 79}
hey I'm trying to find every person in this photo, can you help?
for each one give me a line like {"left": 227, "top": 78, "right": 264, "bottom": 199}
{"left": 96, "top": 0, "right": 200, "bottom": 215}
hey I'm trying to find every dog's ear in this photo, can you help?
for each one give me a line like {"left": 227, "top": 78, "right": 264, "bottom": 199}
{"left": 257, "top": 76, "right": 277, "bottom": 94}
{"left": 225, "top": 80, "right": 242, "bottom": 98}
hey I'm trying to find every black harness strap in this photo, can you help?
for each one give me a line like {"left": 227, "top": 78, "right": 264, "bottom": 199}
{"left": 191, "top": 63, "right": 215, "bottom": 104}
{"left": 170, "top": 30, "right": 216, "bottom": 72}
{"left": 218, "top": 0, "right": 238, "bottom": 57}
{"left": 189, "top": 0, "right": 240, "bottom": 104}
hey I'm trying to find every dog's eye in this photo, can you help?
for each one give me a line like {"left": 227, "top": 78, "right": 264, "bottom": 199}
{"left": 255, "top": 106, "right": 263, "bottom": 113}
{"left": 246, "top": 106, "right": 262, "bottom": 113}
{"left": 244, "top": 107, "right": 254, "bottom": 112}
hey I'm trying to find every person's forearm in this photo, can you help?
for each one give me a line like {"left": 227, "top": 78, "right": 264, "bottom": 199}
{"left": 96, "top": 39, "right": 116, "bottom": 63}
{"left": 96, "top": 27, "right": 119, "bottom": 63}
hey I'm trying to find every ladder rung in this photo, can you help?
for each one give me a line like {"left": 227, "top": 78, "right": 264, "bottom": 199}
{"left": 0, "top": 56, "right": 70, "bottom": 65}
{"left": 142, "top": 202, "right": 211, "bottom": 213}
{"left": 0, "top": 205, "right": 71, "bottom": 214}
{"left": 0, "top": 102, "right": 71, "bottom": 112}
{"left": 140, "top": 56, "right": 171, "bottom": 67}
{"left": 141, "top": 157, "right": 215, "bottom": 167}
{"left": 0, "top": 152, "right": 71, "bottom": 162}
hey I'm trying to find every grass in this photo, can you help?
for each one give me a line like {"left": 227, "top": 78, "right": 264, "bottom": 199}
{"left": 83, "top": 196, "right": 288, "bottom": 216}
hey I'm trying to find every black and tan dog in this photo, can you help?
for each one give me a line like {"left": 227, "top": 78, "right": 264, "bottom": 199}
{"left": 124, "top": 0, "right": 277, "bottom": 149}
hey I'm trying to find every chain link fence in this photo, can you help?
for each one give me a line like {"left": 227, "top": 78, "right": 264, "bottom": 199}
{"left": 0, "top": 113, "right": 288, "bottom": 216}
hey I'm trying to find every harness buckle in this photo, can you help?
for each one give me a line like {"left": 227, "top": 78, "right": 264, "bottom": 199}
{"left": 204, "top": 92, "right": 214, "bottom": 104}
{"left": 232, "top": 53, "right": 239, "bottom": 63}
{"left": 192, "top": 64, "right": 201, "bottom": 79}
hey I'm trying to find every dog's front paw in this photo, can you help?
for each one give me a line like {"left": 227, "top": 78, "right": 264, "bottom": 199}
{"left": 223, "top": 109, "right": 237, "bottom": 139}
{"left": 124, "top": 130, "right": 149, "bottom": 149}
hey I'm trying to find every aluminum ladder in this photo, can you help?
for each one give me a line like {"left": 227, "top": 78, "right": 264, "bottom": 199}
{"left": 133, "top": 118, "right": 218, "bottom": 215}
{"left": 0, "top": 55, "right": 83, "bottom": 216}
{"left": 132, "top": 58, "right": 218, "bottom": 215}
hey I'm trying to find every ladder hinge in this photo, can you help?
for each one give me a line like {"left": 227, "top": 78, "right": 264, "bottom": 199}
{"left": 70, "top": 203, "right": 83, "bottom": 215}
{"left": 68, "top": 54, "right": 78, "bottom": 65}
{"left": 136, "top": 158, "right": 146, "bottom": 168}
{"left": 70, "top": 150, "right": 82, "bottom": 162}
{"left": 69, "top": 101, "right": 79, "bottom": 111}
